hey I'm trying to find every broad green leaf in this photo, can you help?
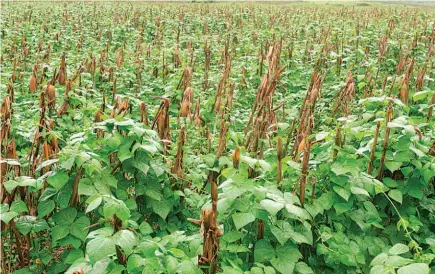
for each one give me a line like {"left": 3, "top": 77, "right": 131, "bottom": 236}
{"left": 271, "top": 243, "right": 301, "bottom": 273}
{"left": 221, "top": 231, "right": 244, "bottom": 243}
{"left": 163, "top": 255, "right": 178, "bottom": 274}
{"left": 260, "top": 199, "right": 284, "bottom": 216}
{"left": 139, "top": 221, "right": 153, "bottom": 235}
{"left": 151, "top": 199, "right": 171, "bottom": 220}
{"left": 271, "top": 222, "right": 292, "bottom": 246}
{"left": 178, "top": 260, "right": 202, "bottom": 274}
{"left": 413, "top": 90, "right": 433, "bottom": 101}
{"left": 10, "top": 200, "right": 28, "bottom": 213}
{"left": 87, "top": 237, "right": 116, "bottom": 262}
{"left": 351, "top": 187, "right": 370, "bottom": 197}
{"left": 112, "top": 230, "right": 136, "bottom": 255}
{"left": 52, "top": 225, "right": 70, "bottom": 242}
{"left": 127, "top": 254, "right": 146, "bottom": 272}
{"left": 254, "top": 239, "right": 275, "bottom": 262}
{"left": 333, "top": 186, "right": 351, "bottom": 201}
{"left": 137, "top": 241, "right": 159, "bottom": 257}
{"left": 385, "top": 161, "right": 402, "bottom": 172}
{"left": 4, "top": 177, "right": 36, "bottom": 193}
{"left": 92, "top": 258, "right": 111, "bottom": 274}
{"left": 87, "top": 227, "right": 114, "bottom": 239}
{"left": 168, "top": 248, "right": 185, "bottom": 258}
{"left": 103, "top": 200, "right": 130, "bottom": 221}
{"left": 295, "top": 262, "right": 314, "bottom": 274}
{"left": 64, "top": 249, "right": 84, "bottom": 264}
{"left": 385, "top": 256, "right": 411, "bottom": 267}
{"left": 1, "top": 211, "right": 18, "bottom": 224}
{"left": 15, "top": 216, "right": 49, "bottom": 235}
{"left": 142, "top": 257, "right": 161, "bottom": 274}
{"left": 70, "top": 216, "right": 90, "bottom": 241}
{"left": 232, "top": 213, "right": 256, "bottom": 230}
{"left": 370, "top": 253, "right": 388, "bottom": 266}
{"left": 285, "top": 204, "right": 311, "bottom": 220}
{"left": 370, "top": 265, "right": 390, "bottom": 274}
{"left": 47, "top": 171, "right": 69, "bottom": 191}
{"left": 388, "top": 189, "right": 403, "bottom": 204}
{"left": 53, "top": 207, "right": 77, "bottom": 226}
{"left": 86, "top": 196, "right": 103, "bottom": 213}
{"left": 37, "top": 200, "right": 55, "bottom": 218}
{"left": 397, "top": 263, "right": 429, "bottom": 274}
{"left": 388, "top": 243, "right": 409, "bottom": 255}
{"left": 78, "top": 178, "right": 98, "bottom": 196}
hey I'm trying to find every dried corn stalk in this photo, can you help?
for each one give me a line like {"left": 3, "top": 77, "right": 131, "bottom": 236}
{"left": 367, "top": 121, "right": 381, "bottom": 174}
{"left": 291, "top": 71, "right": 322, "bottom": 161}
{"left": 171, "top": 126, "right": 186, "bottom": 178}
{"left": 377, "top": 101, "right": 393, "bottom": 180}
{"left": 180, "top": 87, "right": 193, "bottom": 118}
{"left": 399, "top": 57, "right": 415, "bottom": 104}
{"left": 58, "top": 55, "right": 67, "bottom": 85}
{"left": 152, "top": 98, "right": 171, "bottom": 153}
{"left": 188, "top": 181, "right": 221, "bottom": 274}
{"left": 332, "top": 70, "right": 355, "bottom": 117}
{"left": 139, "top": 102, "right": 149, "bottom": 126}
{"left": 29, "top": 65, "right": 37, "bottom": 93}
{"left": 276, "top": 136, "right": 283, "bottom": 185}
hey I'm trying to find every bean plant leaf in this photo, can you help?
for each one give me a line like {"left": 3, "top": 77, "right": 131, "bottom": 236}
{"left": 232, "top": 213, "right": 256, "bottom": 230}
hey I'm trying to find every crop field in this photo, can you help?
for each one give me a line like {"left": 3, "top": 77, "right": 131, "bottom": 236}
{"left": 1, "top": 1, "right": 435, "bottom": 274}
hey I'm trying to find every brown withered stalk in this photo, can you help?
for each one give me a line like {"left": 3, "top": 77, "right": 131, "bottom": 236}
{"left": 152, "top": 98, "right": 171, "bottom": 154}
{"left": 180, "top": 87, "right": 194, "bottom": 118}
{"left": 95, "top": 110, "right": 104, "bottom": 138}
{"left": 57, "top": 79, "right": 72, "bottom": 117}
{"left": 216, "top": 119, "right": 228, "bottom": 159}
{"left": 139, "top": 102, "right": 149, "bottom": 126}
{"left": 377, "top": 102, "right": 393, "bottom": 180}
{"left": 232, "top": 147, "right": 240, "bottom": 169}
{"left": 116, "top": 47, "right": 123, "bottom": 68}
{"left": 415, "top": 64, "right": 427, "bottom": 91}
{"left": 110, "top": 96, "right": 130, "bottom": 118}
{"left": 1, "top": 96, "right": 12, "bottom": 149}
{"left": 399, "top": 57, "right": 415, "bottom": 104}
{"left": 299, "top": 134, "right": 312, "bottom": 207}
{"left": 381, "top": 73, "right": 388, "bottom": 94}
{"left": 427, "top": 91, "right": 435, "bottom": 122}
{"left": 283, "top": 119, "right": 296, "bottom": 157}
{"left": 29, "top": 65, "right": 37, "bottom": 93}
{"left": 177, "top": 67, "right": 193, "bottom": 91}
{"left": 193, "top": 98, "right": 203, "bottom": 128}
{"left": 69, "top": 168, "right": 83, "bottom": 207}
{"left": 332, "top": 70, "right": 355, "bottom": 117}
{"left": 171, "top": 125, "right": 186, "bottom": 179}
{"left": 291, "top": 71, "right": 322, "bottom": 161}
{"left": 367, "top": 121, "right": 381, "bottom": 174}
{"left": 46, "top": 80, "right": 56, "bottom": 117}
{"left": 58, "top": 55, "right": 67, "bottom": 85}
{"left": 188, "top": 181, "right": 221, "bottom": 274}
{"left": 203, "top": 41, "right": 211, "bottom": 90}
{"left": 212, "top": 52, "right": 231, "bottom": 115}
{"left": 276, "top": 136, "right": 283, "bottom": 185}
{"left": 396, "top": 48, "right": 409, "bottom": 74}
{"left": 174, "top": 45, "right": 182, "bottom": 68}
{"left": 332, "top": 126, "right": 342, "bottom": 161}
{"left": 27, "top": 91, "right": 48, "bottom": 176}
{"left": 8, "top": 79, "right": 14, "bottom": 103}
{"left": 112, "top": 78, "right": 117, "bottom": 105}
{"left": 387, "top": 75, "right": 397, "bottom": 96}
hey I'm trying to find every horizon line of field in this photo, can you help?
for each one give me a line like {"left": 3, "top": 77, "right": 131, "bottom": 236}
{"left": 2, "top": 0, "right": 435, "bottom": 4}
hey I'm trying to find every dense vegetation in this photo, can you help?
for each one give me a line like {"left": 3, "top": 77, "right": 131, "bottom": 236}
{"left": 1, "top": 2, "right": 435, "bottom": 274}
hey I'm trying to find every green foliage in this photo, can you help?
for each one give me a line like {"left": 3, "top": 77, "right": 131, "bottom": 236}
{"left": 1, "top": 1, "right": 434, "bottom": 274}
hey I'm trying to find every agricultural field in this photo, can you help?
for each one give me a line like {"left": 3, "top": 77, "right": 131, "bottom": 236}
{"left": 1, "top": 1, "right": 435, "bottom": 274}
